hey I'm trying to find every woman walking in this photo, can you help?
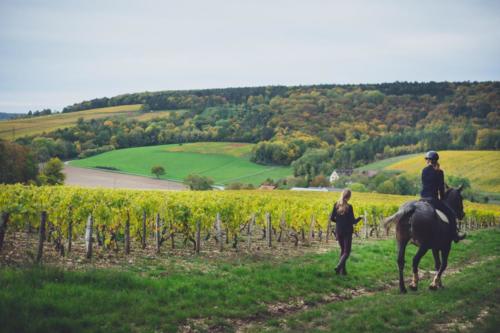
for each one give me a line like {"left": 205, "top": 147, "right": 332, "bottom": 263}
{"left": 330, "top": 189, "right": 362, "bottom": 275}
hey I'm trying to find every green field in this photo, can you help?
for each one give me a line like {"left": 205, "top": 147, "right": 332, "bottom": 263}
{"left": 1, "top": 229, "right": 499, "bottom": 333}
{"left": 0, "top": 105, "right": 183, "bottom": 140}
{"left": 359, "top": 151, "right": 500, "bottom": 193}
{"left": 69, "top": 142, "right": 293, "bottom": 185}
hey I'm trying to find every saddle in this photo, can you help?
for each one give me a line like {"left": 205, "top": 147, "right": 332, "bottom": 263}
{"left": 419, "top": 198, "right": 449, "bottom": 224}
{"left": 435, "top": 209, "right": 449, "bottom": 224}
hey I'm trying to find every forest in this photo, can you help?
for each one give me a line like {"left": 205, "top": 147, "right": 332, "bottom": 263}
{"left": 5, "top": 81, "right": 500, "bottom": 188}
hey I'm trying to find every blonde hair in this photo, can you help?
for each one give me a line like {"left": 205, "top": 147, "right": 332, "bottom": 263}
{"left": 336, "top": 189, "right": 351, "bottom": 214}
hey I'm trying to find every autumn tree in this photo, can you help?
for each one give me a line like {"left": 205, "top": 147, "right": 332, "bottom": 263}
{"left": 151, "top": 165, "right": 165, "bottom": 178}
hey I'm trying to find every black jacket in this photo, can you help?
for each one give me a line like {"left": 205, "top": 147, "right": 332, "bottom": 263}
{"left": 420, "top": 165, "right": 445, "bottom": 200}
{"left": 330, "top": 203, "right": 360, "bottom": 234}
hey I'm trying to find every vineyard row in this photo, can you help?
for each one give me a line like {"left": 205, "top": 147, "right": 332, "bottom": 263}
{"left": 0, "top": 185, "right": 498, "bottom": 261}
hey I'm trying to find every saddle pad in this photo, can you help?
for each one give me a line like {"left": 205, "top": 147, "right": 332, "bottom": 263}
{"left": 436, "top": 209, "right": 449, "bottom": 224}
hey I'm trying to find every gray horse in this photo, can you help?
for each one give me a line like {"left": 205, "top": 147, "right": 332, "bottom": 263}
{"left": 384, "top": 185, "right": 465, "bottom": 293}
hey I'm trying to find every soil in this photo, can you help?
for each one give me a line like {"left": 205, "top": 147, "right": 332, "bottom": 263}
{"left": 63, "top": 165, "right": 187, "bottom": 190}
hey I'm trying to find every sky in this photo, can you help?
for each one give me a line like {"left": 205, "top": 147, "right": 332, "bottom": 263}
{"left": 1, "top": 0, "right": 499, "bottom": 113}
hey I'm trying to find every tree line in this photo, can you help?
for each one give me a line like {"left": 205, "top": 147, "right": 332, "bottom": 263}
{"left": 4, "top": 81, "right": 499, "bottom": 192}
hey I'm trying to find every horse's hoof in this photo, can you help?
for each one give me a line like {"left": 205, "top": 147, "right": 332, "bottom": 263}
{"left": 429, "top": 285, "right": 437, "bottom": 291}
{"left": 400, "top": 288, "right": 407, "bottom": 294}
{"left": 409, "top": 285, "right": 418, "bottom": 291}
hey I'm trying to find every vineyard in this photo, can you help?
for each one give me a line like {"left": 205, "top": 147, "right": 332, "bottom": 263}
{"left": 1, "top": 185, "right": 498, "bottom": 262}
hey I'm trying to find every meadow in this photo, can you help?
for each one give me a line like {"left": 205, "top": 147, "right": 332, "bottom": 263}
{"left": 0, "top": 105, "right": 182, "bottom": 140}
{"left": 1, "top": 228, "right": 498, "bottom": 333}
{"left": 69, "top": 142, "right": 293, "bottom": 185}
{"left": 360, "top": 150, "right": 500, "bottom": 193}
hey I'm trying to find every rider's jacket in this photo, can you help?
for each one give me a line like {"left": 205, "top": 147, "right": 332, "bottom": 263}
{"left": 420, "top": 165, "right": 445, "bottom": 200}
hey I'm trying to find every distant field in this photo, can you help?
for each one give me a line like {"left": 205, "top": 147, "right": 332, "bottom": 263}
{"left": 361, "top": 151, "right": 500, "bottom": 193}
{"left": 0, "top": 105, "right": 183, "bottom": 140}
{"left": 356, "top": 153, "right": 420, "bottom": 171}
{"left": 69, "top": 142, "right": 292, "bottom": 185}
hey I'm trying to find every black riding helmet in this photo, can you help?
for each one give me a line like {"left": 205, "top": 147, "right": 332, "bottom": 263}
{"left": 425, "top": 150, "right": 439, "bottom": 161}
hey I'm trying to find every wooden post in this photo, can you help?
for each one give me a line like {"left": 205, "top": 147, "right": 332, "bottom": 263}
{"left": 67, "top": 218, "right": 72, "bottom": 254}
{"left": 266, "top": 212, "right": 272, "bottom": 247}
{"left": 125, "top": 211, "right": 130, "bottom": 255}
{"left": 85, "top": 214, "right": 93, "bottom": 259}
{"left": 142, "top": 210, "right": 147, "bottom": 249}
{"left": 155, "top": 213, "right": 161, "bottom": 254}
{"left": 170, "top": 222, "right": 175, "bottom": 249}
{"left": 247, "top": 214, "right": 254, "bottom": 251}
{"left": 363, "top": 210, "right": 368, "bottom": 239}
{"left": 37, "top": 211, "right": 47, "bottom": 263}
{"left": 326, "top": 220, "right": 331, "bottom": 243}
{"left": 309, "top": 215, "right": 315, "bottom": 242}
{"left": 195, "top": 220, "right": 201, "bottom": 254}
{"left": 0, "top": 212, "right": 9, "bottom": 252}
{"left": 216, "top": 212, "right": 223, "bottom": 252}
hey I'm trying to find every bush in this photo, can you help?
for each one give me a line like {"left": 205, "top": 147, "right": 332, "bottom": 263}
{"left": 377, "top": 179, "right": 396, "bottom": 194}
{"left": 38, "top": 157, "right": 65, "bottom": 185}
{"left": 226, "top": 182, "right": 255, "bottom": 190}
{"left": 350, "top": 182, "right": 367, "bottom": 192}
{"left": 310, "top": 174, "right": 330, "bottom": 187}
{"left": 78, "top": 145, "right": 115, "bottom": 159}
{"left": 184, "top": 174, "right": 214, "bottom": 190}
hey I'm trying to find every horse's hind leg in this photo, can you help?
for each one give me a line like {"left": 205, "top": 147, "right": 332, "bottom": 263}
{"left": 397, "top": 238, "right": 410, "bottom": 293}
{"left": 430, "top": 246, "right": 450, "bottom": 290}
{"left": 432, "top": 249, "right": 441, "bottom": 272}
{"left": 410, "top": 246, "right": 429, "bottom": 291}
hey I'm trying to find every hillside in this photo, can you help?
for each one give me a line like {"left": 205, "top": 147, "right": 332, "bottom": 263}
{"left": 361, "top": 151, "right": 500, "bottom": 193}
{"left": 69, "top": 142, "right": 292, "bottom": 185}
{"left": 6, "top": 81, "right": 499, "bottom": 184}
{"left": 0, "top": 105, "right": 182, "bottom": 140}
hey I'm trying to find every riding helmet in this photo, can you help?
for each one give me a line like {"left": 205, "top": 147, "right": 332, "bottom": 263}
{"left": 425, "top": 150, "right": 439, "bottom": 161}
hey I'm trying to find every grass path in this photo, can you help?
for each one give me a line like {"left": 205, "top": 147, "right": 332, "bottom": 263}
{"left": 241, "top": 256, "right": 500, "bottom": 332}
{"left": 247, "top": 257, "right": 500, "bottom": 333}
{"left": 1, "top": 229, "right": 498, "bottom": 333}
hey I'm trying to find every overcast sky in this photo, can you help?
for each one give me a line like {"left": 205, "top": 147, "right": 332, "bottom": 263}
{"left": 1, "top": 0, "right": 499, "bottom": 113}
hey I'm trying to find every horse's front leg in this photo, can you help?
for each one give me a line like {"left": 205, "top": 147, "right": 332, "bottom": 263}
{"left": 410, "top": 246, "right": 429, "bottom": 291}
{"left": 430, "top": 246, "right": 450, "bottom": 290}
{"left": 397, "top": 238, "right": 409, "bottom": 293}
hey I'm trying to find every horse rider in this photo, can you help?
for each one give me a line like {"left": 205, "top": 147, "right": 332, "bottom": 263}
{"left": 421, "top": 150, "right": 465, "bottom": 243}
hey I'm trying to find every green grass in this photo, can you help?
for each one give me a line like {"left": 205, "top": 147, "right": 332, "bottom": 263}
{"left": 1, "top": 229, "right": 499, "bottom": 333}
{"left": 254, "top": 258, "right": 500, "bottom": 333}
{"left": 69, "top": 142, "right": 293, "bottom": 185}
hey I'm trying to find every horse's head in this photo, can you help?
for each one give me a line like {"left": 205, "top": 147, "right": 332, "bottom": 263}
{"left": 444, "top": 185, "right": 465, "bottom": 220}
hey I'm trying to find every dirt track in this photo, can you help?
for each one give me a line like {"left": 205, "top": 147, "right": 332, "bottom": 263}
{"left": 63, "top": 165, "right": 187, "bottom": 190}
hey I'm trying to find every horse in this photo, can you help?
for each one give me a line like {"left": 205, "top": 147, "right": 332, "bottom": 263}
{"left": 384, "top": 185, "right": 465, "bottom": 293}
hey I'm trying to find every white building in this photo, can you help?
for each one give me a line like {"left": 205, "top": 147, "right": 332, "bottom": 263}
{"left": 329, "top": 170, "right": 340, "bottom": 183}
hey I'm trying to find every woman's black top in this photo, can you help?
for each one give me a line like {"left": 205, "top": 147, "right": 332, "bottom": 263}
{"left": 420, "top": 165, "right": 445, "bottom": 200}
{"left": 330, "top": 203, "right": 357, "bottom": 235}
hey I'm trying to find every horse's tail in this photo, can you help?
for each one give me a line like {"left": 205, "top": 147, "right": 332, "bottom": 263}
{"left": 383, "top": 202, "right": 417, "bottom": 233}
